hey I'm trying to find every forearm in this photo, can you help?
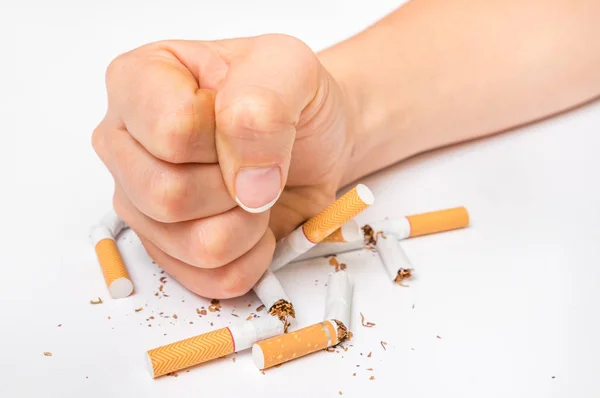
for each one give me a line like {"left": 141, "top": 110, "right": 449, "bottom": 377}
{"left": 318, "top": 0, "right": 600, "bottom": 185}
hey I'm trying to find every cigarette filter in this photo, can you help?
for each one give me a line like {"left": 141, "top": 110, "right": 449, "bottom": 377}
{"left": 252, "top": 319, "right": 345, "bottom": 370}
{"left": 89, "top": 210, "right": 133, "bottom": 299}
{"left": 292, "top": 206, "right": 470, "bottom": 262}
{"left": 375, "top": 234, "right": 413, "bottom": 284}
{"left": 146, "top": 316, "right": 284, "bottom": 378}
{"left": 252, "top": 268, "right": 295, "bottom": 322}
{"left": 320, "top": 220, "right": 361, "bottom": 243}
{"left": 270, "top": 184, "right": 374, "bottom": 271}
{"left": 324, "top": 270, "right": 353, "bottom": 328}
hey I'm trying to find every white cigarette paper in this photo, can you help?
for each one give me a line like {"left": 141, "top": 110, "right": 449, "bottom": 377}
{"left": 89, "top": 209, "right": 128, "bottom": 246}
{"left": 375, "top": 234, "right": 412, "bottom": 282}
{"left": 324, "top": 270, "right": 353, "bottom": 327}
{"left": 293, "top": 240, "right": 365, "bottom": 262}
{"left": 229, "top": 316, "right": 285, "bottom": 351}
{"left": 252, "top": 268, "right": 291, "bottom": 310}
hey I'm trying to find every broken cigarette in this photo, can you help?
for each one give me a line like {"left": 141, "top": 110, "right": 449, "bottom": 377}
{"left": 252, "top": 269, "right": 353, "bottom": 370}
{"left": 252, "top": 269, "right": 295, "bottom": 325}
{"left": 146, "top": 316, "right": 284, "bottom": 378}
{"left": 320, "top": 220, "right": 361, "bottom": 243}
{"left": 324, "top": 269, "right": 353, "bottom": 331}
{"left": 375, "top": 234, "right": 413, "bottom": 285}
{"left": 269, "top": 184, "right": 374, "bottom": 271}
{"left": 252, "top": 319, "right": 345, "bottom": 370}
{"left": 89, "top": 210, "right": 133, "bottom": 299}
{"left": 293, "top": 206, "right": 469, "bottom": 262}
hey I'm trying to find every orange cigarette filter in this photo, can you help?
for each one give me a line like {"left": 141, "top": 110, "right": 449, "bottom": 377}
{"left": 269, "top": 184, "right": 374, "bottom": 272}
{"left": 147, "top": 328, "right": 234, "bottom": 378}
{"left": 406, "top": 206, "right": 469, "bottom": 238}
{"left": 90, "top": 211, "right": 133, "bottom": 299}
{"left": 252, "top": 320, "right": 341, "bottom": 370}
{"left": 94, "top": 238, "right": 133, "bottom": 299}
{"left": 320, "top": 220, "right": 361, "bottom": 243}
{"left": 302, "top": 185, "right": 373, "bottom": 243}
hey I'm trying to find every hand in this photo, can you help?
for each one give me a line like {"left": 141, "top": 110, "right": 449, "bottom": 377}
{"left": 92, "top": 34, "right": 353, "bottom": 299}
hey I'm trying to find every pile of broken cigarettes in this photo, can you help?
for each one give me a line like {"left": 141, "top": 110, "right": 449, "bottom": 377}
{"left": 89, "top": 184, "right": 469, "bottom": 378}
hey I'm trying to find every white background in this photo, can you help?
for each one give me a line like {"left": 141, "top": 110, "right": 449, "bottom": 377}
{"left": 1, "top": 1, "right": 599, "bottom": 397}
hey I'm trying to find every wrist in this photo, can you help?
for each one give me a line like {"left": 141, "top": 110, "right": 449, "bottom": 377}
{"left": 317, "top": 42, "right": 410, "bottom": 187}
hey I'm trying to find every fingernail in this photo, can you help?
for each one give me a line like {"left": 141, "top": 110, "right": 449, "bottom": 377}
{"left": 235, "top": 166, "right": 282, "bottom": 213}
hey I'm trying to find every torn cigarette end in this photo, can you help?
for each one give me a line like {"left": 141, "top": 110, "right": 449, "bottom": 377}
{"left": 252, "top": 319, "right": 344, "bottom": 370}
{"left": 268, "top": 299, "right": 296, "bottom": 331}
{"left": 394, "top": 268, "right": 413, "bottom": 286}
{"left": 333, "top": 319, "right": 350, "bottom": 344}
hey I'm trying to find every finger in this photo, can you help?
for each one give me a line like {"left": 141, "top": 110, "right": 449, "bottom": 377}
{"left": 138, "top": 230, "right": 275, "bottom": 299}
{"left": 113, "top": 183, "right": 269, "bottom": 269}
{"left": 105, "top": 41, "right": 222, "bottom": 164}
{"left": 214, "top": 35, "right": 323, "bottom": 213}
{"left": 104, "top": 123, "right": 235, "bottom": 222}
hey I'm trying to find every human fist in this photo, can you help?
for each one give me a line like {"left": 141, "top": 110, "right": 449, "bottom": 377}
{"left": 92, "top": 34, "right": 352, "bottom": 299}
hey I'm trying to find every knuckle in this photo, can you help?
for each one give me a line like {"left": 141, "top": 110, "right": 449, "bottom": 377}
{"left": 151, "top": 97, "right": 198, "bottom": 164}
{"left": 217, "top": 89, "right": 293, "bottom": 139}
{"left": 188, "top": 223, "right": 229, "bottom": 268}
{"left": 91, "top": 126, "right": 105, "bottom": 157}
{"left": 105, "top": 52, "right": 131, "bottom": 86}
{"left": 220, "top": 267, "right": 253, "bottom": 298}
{"left": 147, "top": 171, "right": 188, "bottom": 222}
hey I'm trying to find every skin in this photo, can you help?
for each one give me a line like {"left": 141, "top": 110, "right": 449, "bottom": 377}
{"left": 92, "top": 0, "right": 600, "bottom": 299}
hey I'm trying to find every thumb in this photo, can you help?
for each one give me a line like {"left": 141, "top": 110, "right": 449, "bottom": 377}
{"left": 214, "top": 34, "right": 323, "bottom": 213}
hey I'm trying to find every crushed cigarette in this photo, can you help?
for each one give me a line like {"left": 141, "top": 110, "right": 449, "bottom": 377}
{"left": 43, "top": 352, "right": 52, "bottom": 356}
{"left": 268, "top": 299, "right": 296, "bottom": 324}
{"left": 90, "top": 298, "right": 103, "bottom": 305}
{"left": 360, "top": 313, "right": 376, "bottom": 328}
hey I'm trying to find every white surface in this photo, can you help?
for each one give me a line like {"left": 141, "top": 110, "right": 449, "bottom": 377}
{"left": 0, "top": 1, "right": 599, "bottom": 398}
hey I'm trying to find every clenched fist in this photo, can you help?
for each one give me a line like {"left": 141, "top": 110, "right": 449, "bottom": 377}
{"left": 92, "top": 34, "right": 353, "bottom": 299}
